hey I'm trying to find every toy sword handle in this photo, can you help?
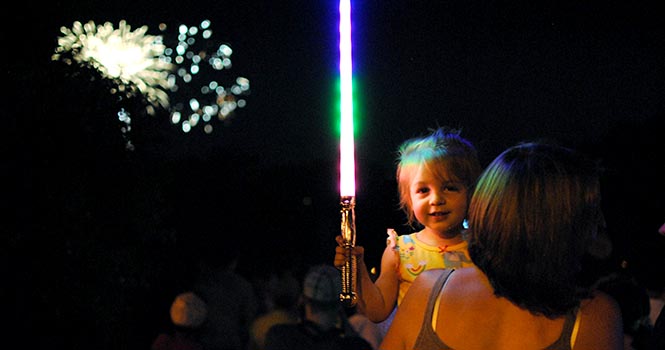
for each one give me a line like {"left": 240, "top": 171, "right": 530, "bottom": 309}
{"left": 339, "top": 196, "right": 357, "bottom": 307}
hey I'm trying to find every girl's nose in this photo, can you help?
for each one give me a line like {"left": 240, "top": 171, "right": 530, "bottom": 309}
{"left": 430, "top": 192, "right": 445, "bottom": 205}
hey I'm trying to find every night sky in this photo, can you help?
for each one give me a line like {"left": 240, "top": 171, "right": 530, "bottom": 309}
{"left": 6, "top": 0, "right": 665, "bottom": 348}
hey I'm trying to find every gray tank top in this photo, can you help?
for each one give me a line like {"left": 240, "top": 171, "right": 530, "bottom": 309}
{"left": 413, "top": 269, "right": 578, "bottom": 350}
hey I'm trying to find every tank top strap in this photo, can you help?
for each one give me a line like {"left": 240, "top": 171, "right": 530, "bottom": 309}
{"left": 413, "top": 268, "right": 455, "bottom": 350}
{"left": 543, "top": 307, "right": 580, "bottom": 350}
{"left": 421, "top": 269, "right": 455, "bottom": 329}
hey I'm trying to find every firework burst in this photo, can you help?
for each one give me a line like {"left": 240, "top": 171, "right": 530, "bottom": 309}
{"left": 52, "top": 19, "right": 250, "bottom": 137}
{"left": 52, "top": 20, "right": 173, "bottom": 111}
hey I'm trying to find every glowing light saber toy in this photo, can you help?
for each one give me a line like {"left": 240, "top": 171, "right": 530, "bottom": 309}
{"left": 338, "top": 0, "right": 357, "bottom": 307}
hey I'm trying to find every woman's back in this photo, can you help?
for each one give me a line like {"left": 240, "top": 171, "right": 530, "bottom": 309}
{"left": 437, "top": 268, "right": 572, "bottom": 349}
{"left": 387, "top": 267, "right": 622, "bottom": 350}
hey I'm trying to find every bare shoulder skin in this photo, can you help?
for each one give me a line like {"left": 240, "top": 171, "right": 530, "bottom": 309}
{"left": 574, "top": 290, "right": 623, "bottom": 350}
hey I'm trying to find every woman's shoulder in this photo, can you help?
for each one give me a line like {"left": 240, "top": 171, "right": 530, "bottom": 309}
{"left": 582, "top": 289, "right": 622, "bottom": 322}
{"left": 574, "top": 290, "right": 623, "bottom": 349}
{"left": 579, "top": 289, "right": 618, "bottom": 312}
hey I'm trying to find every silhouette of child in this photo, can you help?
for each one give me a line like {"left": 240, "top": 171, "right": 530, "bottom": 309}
{"left": 151, "top": 291, "right": 207, "bottom": 350}
{"left": 264, "top": 264, "right": 371, "bottom": 350}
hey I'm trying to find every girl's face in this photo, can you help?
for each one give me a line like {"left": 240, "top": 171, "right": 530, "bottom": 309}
{"left": 409, "top": 163, "right": 469, "bottom": 237}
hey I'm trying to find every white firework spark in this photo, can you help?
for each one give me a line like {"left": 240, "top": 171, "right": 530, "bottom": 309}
{"left": 160, "top": 20, "right": 251, "bottom": 134}
{"left": 52, "top": 20, "right": 174, "bottom": 111}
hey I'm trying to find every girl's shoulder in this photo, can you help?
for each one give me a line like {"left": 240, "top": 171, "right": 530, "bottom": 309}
{"left": 396, "top": 232, "right": 416, "bottom": 242}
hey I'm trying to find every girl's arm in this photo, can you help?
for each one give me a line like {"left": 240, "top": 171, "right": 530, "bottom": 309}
{"left": 357, "top": 244, "right": 400, "bottom": 322}
{"left": 334, "top": 235, "right": 400, "bottom": 323}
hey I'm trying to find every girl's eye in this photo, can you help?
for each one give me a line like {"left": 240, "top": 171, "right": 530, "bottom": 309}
{"left": 415, "top": 187, "right": 430, "bottom": 194}
{"left": 443, "top": 183, "right": 463, "bottom": 192}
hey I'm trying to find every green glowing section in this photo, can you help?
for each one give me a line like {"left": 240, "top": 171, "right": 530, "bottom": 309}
{"left": 333, "top": 79, "right": 361, "bottom": 134}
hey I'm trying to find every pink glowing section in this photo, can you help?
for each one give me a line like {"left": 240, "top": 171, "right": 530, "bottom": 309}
{"left": 339, "top": 0, "right": 355, "bottom": 197}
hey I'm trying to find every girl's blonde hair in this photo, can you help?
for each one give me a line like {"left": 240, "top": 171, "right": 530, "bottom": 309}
{"left": 396, "top": 127, "right": 481, "bottom": 227}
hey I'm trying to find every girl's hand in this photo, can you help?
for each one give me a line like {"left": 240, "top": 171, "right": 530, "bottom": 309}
{"left": 333, "top": 235, "right": 365, "bottom": 269}
{"left": 386, "top": 228, "right": 398, "bottom": 251}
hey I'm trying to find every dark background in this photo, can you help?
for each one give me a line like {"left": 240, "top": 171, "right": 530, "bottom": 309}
{"left": 5, "top": 0, "right": 664, "bottom": 348}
